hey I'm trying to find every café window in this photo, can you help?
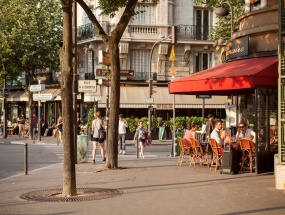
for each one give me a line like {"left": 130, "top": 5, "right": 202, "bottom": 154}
{"left": 249, "top": 0, "right": 266, "bottom": 11}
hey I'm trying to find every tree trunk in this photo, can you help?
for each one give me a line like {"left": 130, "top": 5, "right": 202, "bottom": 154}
{"left": 106, "top": 38, "right": 120, "bottom": 169}
{"left": 61, "top": 0, "right": 76, "bottom": 197}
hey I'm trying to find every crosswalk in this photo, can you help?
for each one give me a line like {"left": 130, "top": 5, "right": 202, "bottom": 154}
{"left": 40, "top": 143, "right": 157, "bottom": 162}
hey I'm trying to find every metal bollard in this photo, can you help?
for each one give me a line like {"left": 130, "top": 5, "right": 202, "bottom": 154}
{"left": 24, "top": 143, "right": 28, "bottom": 175}
{"left": 33, "top": 127, "right": 35, "bottom": 144}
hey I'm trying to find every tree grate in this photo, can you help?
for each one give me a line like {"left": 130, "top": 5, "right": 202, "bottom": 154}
{"left": 18, "top": 187, "right": 123, "bottom": 202}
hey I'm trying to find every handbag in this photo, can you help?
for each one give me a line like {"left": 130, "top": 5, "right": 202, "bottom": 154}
{"left": 90, "top": 133, "right": 93, "bottom": 141}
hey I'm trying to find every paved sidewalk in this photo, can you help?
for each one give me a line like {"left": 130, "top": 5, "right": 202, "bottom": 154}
{"left": 0, "top": 136, "right": 285, "bottom": 215}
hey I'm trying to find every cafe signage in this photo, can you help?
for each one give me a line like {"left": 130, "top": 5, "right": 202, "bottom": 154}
{"left": 226, "top": 37, "right": 249, "bottom": 61}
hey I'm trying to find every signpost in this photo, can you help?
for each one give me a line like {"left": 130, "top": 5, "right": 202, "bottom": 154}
{"left": 196, "top": 95, "right": 212, "bottom": 123}
{"left": 78, "top": 80, "right": 97, "bottom": 92}
{"left": 145, "top": 97, "right": 154, "bottom": 104}
{"left": 96, "top": 69, "right": 135, "bottom": 78}
{"left": 30, "top": 84, "right": 45, "bottom": 92}
{"left": 33, "top": 93, "right": 56, "bottom": 101}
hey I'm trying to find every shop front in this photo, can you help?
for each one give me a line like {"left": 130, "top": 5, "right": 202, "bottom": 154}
{"left": 168, "top": 56, "right": 278, "bottom": 174}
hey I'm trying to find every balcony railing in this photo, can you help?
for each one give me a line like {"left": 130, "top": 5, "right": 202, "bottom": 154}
{"left": 177, "top": 25, "right": 214, "bottom": 41}
{"left": 77, "top": 21, "right": 110, "bottom": 41}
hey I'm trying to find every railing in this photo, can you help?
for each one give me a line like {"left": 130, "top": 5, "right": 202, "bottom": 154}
{"left": 77, "top": 21, "right": 110, "bottom": 41}
{"left": 177, "top": 25, "right": 214, "bottom": 41}
{"left": 129, "top": 25, "right": 158, "bottom": 34}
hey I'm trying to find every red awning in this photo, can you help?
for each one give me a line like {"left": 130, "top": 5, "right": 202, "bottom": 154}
{"left": 168, "top": 56, "right": 278, "bottom": 95}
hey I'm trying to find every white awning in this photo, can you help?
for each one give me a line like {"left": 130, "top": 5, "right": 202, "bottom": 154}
{"left": 97, "top": 86, "right": 227, "bottom": 109}
{"left": 6, "top": 91, "right": 29, "bottom": 102}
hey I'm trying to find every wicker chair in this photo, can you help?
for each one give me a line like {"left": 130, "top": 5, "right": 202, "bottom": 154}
{"left": 177, "top": 137, "right": 191, "bottom": 167}
{"left": 189, "top": 137, "right": 207, "bottom": 167}
{"left": 239, "top": 138, "right": 256, "bottom": 173}
{"left": 208, "top": 138, "right": 223, "bottom": 172}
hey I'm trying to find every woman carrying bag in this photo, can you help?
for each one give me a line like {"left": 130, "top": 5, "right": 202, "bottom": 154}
{"left": 133, "top": 120, "right": 148, "bottom": 158}
{"left": 91, "top": 111, "right": 106, "bottom": 164}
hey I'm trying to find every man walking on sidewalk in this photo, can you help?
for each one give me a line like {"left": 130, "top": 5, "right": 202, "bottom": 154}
{"left": 118, "top": 114, "right": 128, "bottom": 155}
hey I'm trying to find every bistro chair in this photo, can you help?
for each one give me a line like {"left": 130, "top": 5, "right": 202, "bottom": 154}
{"left": 189, "top": 137, "right": 207, "bottom": 168}
{"left": 177, "top": 137, "right": 191, "bottom": 167}
{"left": 208, "top": 138, "right": 223, "bottom": 172}
{"left": 239, "top": 138, "right": 256, "bottom": 173}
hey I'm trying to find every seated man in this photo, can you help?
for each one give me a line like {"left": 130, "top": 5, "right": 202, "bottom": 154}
{"left": 236, "top": 122, "right": 256, "bottom": 143}
{"left": 210, "top": 119, "right": 224, "bottom": 147}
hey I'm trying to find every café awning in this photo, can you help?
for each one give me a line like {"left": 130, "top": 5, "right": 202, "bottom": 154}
{"left": 168, "top": 56, "right": 278, "bottom": 95}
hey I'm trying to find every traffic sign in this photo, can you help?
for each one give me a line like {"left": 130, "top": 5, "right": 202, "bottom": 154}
{"left": 33, "top": 93, "right": 56, "bottom": 101}
{"left": 145, "top": 97, "right": 154, "bottom": 104}
{"left": 120, "top": 70, "right": 135, "bottom": 77}
{"left": 95, "top": 69, "right": 110, "bottom": 77}
{"left": 196, "top": 95, "right": 212, "bottom": 99}
{"left": 3, "top": 88, "right": 9, "bottom": 98}
{"left": 96, "top": 69, "right": 135, "bottom": 78}
{"left": 30, "top": 84, "right": 45, "bottom": 92}
{"left": 78, "top": 80, "right": 97, "bottom": 92}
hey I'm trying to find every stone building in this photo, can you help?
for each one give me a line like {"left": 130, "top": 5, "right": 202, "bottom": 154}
{"left": 76, "top": 0, "right": 227, "bottom": 123}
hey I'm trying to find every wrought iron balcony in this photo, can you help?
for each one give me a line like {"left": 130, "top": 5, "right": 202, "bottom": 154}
{"left": 77, "top": 21, "right": 110, "bottom": 41}
{"left": 177, "top": 25, "right": 214, "bottom": 41}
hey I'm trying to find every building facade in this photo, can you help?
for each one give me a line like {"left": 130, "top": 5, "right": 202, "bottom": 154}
{"left": 76, "top": 0, "right": 227, "bottom": 123}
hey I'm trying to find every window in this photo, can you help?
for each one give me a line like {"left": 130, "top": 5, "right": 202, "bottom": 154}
{"left": 194, "top": 8, "right": 210, "bottom": 40}
{"left": 130, "top": 49, "right": 150, "bottom": 80}
{"left": 194, "top": 52, "right": 213, "bottom": 73}
{"left": 130, "top": 4, "right": 156, "bottom": 25}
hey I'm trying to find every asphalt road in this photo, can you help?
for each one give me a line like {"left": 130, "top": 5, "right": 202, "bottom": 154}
{"left": 0, "top": 142, "right": 172, "bottom": 180}
{"left": 0, "top": 144, "right": 61, "bottom": 180}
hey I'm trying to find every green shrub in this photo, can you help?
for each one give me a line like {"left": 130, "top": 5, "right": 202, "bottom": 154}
{"left": 87, "top": 109, "right": 94, "bottom": 128}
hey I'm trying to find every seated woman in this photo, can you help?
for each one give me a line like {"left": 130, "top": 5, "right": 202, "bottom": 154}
{"left": 220, "top": 123, "right": 233, "bottom": 146}
{"left": 183, "top": 123, "right": 198, "bottom": 147}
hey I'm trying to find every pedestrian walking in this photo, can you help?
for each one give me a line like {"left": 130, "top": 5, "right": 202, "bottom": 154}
{"left": 118, "top": 114, "right": 128, "bottom": 155}
{"left": 204, "top": 114, "right": 215, "bottom": 141}
{"left": 91, "top": 111, "right": 106, "bottom": 164}
{"left": 133, "top": 120, "right": 148, "bottom": 158}
{"left": 17, "top": 112, "right": 26, "bottom": 137}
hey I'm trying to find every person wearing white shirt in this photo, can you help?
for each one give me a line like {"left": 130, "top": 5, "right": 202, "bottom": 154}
{"left": 210, "top": 119, "right": 224, "bottom": 147}
{"left": 118, "top": 114, "right": 128, "bottom": 155}
{"left": 236, "top": 122, "right": 256, "bottom": 143}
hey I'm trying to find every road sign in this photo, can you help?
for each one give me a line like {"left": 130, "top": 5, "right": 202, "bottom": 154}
{"left": 96, "top": 69, "right": 135, "bottom": 78}
{"left": 196, "top": 95, "right": 212, "bottom": 99}
{"left": 3, "top": 88, "right": 9, "bottom": 98}
{"left": 30, "top": 84, "right": 45, "bottom": 92}
{"left": 33, "top": 93, "right": 56, "bottom": 101}
{"left": 96, "top": 69, "right": 110, "bottom": 77}
{"left": 120, "top": 70, "right": 135, "bottom": 77}
{"left": 98, "top": 79, "right": 111, "bottom": 87}
{"left": 78, "top": 80, "right": 97, "bottom": 92}
{"left": 145, "top": 97, "right": 154, "bottom": 104}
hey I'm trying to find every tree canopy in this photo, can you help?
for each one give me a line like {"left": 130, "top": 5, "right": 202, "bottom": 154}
{"left": 0, "top": 0, "right": 62, "bottom": 86}
{"left": 194, "top": 0, "right": 245, "bottom": 41}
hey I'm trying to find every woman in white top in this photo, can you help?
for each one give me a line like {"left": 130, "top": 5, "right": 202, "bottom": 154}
{"left": 91, "top": 111, "right": 106, "bottom": 164}
{"left": 118, "top": 114, "right": 128, "bottom": 155}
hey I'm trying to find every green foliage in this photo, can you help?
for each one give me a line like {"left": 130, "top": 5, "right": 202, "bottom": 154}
{"left": 87, "top": 109, "right": 94, "bottom": 128}
{"left": 97, "top": 0, "right": 160, "bottom": 18}
{"left": 125, "top": 117, "right": 139, "bottom": 133}
{"left": 0, "top": 0, "right": 62, "bottom": 86}
{"left": 152, "top": 117, "right": 163, "bottom": 131}
{"left": 194, "top": 0, "right": 245, "bottom": 41}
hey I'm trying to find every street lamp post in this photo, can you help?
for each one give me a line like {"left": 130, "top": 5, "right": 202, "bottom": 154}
{"left": 148, "top": 36, "right": 171, "bottom": 137}
{"left": 214, "top": 1, "right": 234, "bottom": 39}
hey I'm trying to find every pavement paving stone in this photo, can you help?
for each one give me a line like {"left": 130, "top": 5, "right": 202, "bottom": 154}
{"left": 0, "top": 136, "right": 285, "bottom": 215}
